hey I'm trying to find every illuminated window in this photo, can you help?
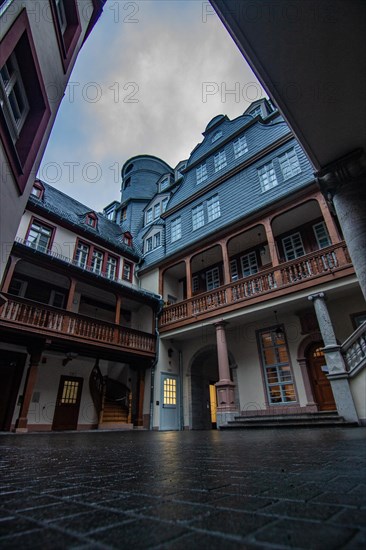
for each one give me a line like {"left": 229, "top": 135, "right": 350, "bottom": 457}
{"left": 163, "top": 378, "right": 176, "bottom": 405}
{"left": 259, "top": 329, "right": 296, "bottom": 404}
{"left": 61, "top": 379, "right": 79, "bottom": 404}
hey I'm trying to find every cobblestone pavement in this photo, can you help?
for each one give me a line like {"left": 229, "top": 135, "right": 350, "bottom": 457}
{"left": 0, "top": 428, "right": 365, "bottom": 549}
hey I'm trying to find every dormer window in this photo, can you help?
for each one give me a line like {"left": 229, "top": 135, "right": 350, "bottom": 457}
{"left": 146, "top": 208, "right": 153, "bottom": 225}
{"left": 162, "top": 197, "right": 169, "bottom": 212}
{"left": 31, "top": 180, "right": 44, "bottom": 199}
{"left": 123, "top": 232, "right": 132, "bottom": 247}
{"left": 212, "top": 130, "right": 223, "bottom": 143}
{"left": 160, "top": 177, "right": 170, "bottom": 191}
{"left": 124, "top": 177, "right": 131, "bottom": 189}
{"left": 85, "top": 213, "right": 97, "bottom": 228}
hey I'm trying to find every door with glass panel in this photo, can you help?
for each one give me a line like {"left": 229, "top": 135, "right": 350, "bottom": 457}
{"left": 52, "top": 376, "right": 83, "bottom": 430}
{"left": 160, "top": 374, "right": 180, "bottom": 430}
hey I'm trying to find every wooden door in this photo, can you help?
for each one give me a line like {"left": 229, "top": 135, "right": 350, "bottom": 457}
{"left": 52, "top": 376, "right": 83, "bottom": 430}
{"left": 308, "top": 344, "right": 336, "bottom": 411}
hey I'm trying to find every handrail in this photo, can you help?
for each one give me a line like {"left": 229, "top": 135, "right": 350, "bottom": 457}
{"left": 160, "top": 242, "right": 352, "bottom": 326}
{"left": 341, "top": 321, "right": 366, "bottom": 373}
{"left": 0, "top": 294, "right": 156, "bottom": 354}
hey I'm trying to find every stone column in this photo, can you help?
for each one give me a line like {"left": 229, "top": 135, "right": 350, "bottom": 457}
{"left": 15, "top": 348, "right": 43, "bottom": 433}
{"left": 316, "top": 149, "right": 366, "bottom": 301}
{"left": 308, "top": 293, "right": 358, "bottom": 423}
{"left": 214, "top": 321, "right": 238, "bottom": 428}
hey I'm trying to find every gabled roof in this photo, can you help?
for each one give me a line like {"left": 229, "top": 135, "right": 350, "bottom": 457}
{"left": 28, "top": 180, "right": 141, "bottom": 260}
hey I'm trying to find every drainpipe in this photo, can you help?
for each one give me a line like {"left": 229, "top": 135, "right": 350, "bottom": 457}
{"left": 149, "top": 298, "right": 164, "bottom": 430}
{"left": 179, "top": 350, "right": 184, "bottom": 431}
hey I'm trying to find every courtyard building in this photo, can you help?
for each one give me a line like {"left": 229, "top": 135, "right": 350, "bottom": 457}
{"left": 1, "top": 99, "right": 365, "bottom": 431}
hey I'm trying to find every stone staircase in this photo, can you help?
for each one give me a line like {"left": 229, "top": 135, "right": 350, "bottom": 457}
{"left": 220, "top": 411, "right": 359, "bottom": 430}
{"left": 98, "top": 400, "right": 133, "bottom": 430}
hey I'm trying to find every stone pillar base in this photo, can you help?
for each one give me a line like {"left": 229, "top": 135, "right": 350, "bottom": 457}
{"left": 328, "top": 374, "right": 359, "bottom": 423}
{"left": 14, "top": 417, "right": 28, "bottom": 433}
{"left": 216, "top": 410, "right": 238, "bottom": 429}
{"left": 215, "top": 380, "right": 236, "bottom": 409}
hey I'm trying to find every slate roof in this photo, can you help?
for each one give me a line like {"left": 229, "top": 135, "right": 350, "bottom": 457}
{"left": 29, "top": 180, "right": 141, "bottom": 260}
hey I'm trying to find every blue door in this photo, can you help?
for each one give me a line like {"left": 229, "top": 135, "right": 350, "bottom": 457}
{"left": 160, "top": 374, "right": 180, "bottom": 430}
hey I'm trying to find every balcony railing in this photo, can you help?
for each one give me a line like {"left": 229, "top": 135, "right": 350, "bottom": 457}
{"left": 160, "top": 242, "right": 353, "bottom": 327}
{"left": 0, "top": 295, "right": 156, "bottom": 356}
{"left": 14, "top": 237, "right": 159, "bottom": 300}
{"left": 342, "top": 321, "right": 366, "bottom": 374}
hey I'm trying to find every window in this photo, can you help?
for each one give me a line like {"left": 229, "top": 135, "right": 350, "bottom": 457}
{"left": 122, "top": 207, "right": 127, "bottom": 221}
{"left": 123, "top": 232, "right": 132, "bottom": 246}
{"left": 196, "top": 163, "right": 207, "bottom": 184}
{"left": 26, "top": 220, "right": 53, "bottom": 252}
{"left": 8, "top": 278, "right": 27, "bottom": 297}
{"left": 233, "top": 135, "right": 248, "bottom": 158}
{"left": 282, "top": 232, "right": 305, "bottom": 261}
{"left": 241, "top": 251, "right": 258, "bottom": 277}
{"left": 258, "top": 162, "right": 278, "bottom": 192}
{"left": 105, "top": 210, "right": 115, "bottom": 220}
{"left": 212, "top": 130, "right": 222, "bottom": 143}
{"left": 50, "top": 0, "right": 81, "bottom": 73}
{"left": 313, "top": 222, "right": 331, "bottom": 249}
{"left": 160, "top": 178, "right": 169, "bottom": 191}
{"left": 75, "top": 242, "right": 89, "bottom": 269}
{"left": 259, "top": 329, "right": 296, "bottom": 404}
{"left": 192, "top": 203, "right": 204, "bottom": 230}
{"left": 145, "top": 237, "right": 153, "bottom": 253}
{"left": 230, "top": 260, "right": 239, "bottom": 281}
{"left": 163, "top": 377, "right": 176, "bottom": 406}
{"left": 0, "top": 52, "right": 29, "bottom": 143}
{"left": 31, "top": 181, "right": 44, "bottom": 199}
{"left": 0, "top": 11, "right": 51, "bottom": 193}
{"left": 49, "top": 290, "right": 65, "bottom": 309}
{"left": 249, "top": 105, "right": 262, "bottom": 118}
{"left": 85, "top": 213, "right": 97, "bottom": 228}
{"left": 162, "top": 197, "right": 169, "bottom": 212}
{"left": 154, "top": 233, "right": 161, "bottom": 248}
{"left": 207, "top": 195, "right": 221, "bottom": 222}
{"left": 214, "top": 150, "right": 227, "bottom": 172}
{"left": 122, "top": 261, "right": 133, "bottom": 281}
{"left": 106, "top": 256, "right": 117, "bottom": 279}
{"left": 279, "top": 149, "right": 301, "bottom": 180}
{"left": 146, "top": 208, "right": 153, "bottom": 224}
{"left": 206, "top": 267, "right": 220, "bottom": 291}
{"left": 91, "top": 249, "right": 103, "bottom": 274}
{"left": 154, "top": 203, "right": 161, "bottom": 219}
{"left": 171, "top": 217, "right": 181, "bottom": 242}
{"left": 192, "top": 276, "right": 199, "bottom": 293}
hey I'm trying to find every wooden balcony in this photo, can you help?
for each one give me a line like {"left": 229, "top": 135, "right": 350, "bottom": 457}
{"left": 0, "top": 295, "right": 156, "bottom": 357}
{"left": 160, "top": 242, "right": 354, "bottom": 331}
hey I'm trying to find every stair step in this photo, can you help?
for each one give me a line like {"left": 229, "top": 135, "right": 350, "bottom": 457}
{"left": 235, "top": 411, "right": 339, "bottom": 421}
{"left": 98, "top": 422, "right": 133, "bottom": 431}
{"left": 221, "top": 421, "right": 359, "bottom": 429}
{"left": 232, "top": 415, "right": 344, "bottom": 424}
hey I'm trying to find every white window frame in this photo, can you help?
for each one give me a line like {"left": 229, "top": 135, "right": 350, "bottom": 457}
{"left": 313, "top": 222, "right": 331, "bottom": 249}
{"left": 196, "top": 163, "right": 208, "bottom": 185}
{"left": 154, "top": 232, "right": 161, "bottom": 248}
{"left": 146, "top": 208, "right": 153, "bottom": 225}
{"left": 278, "top": 148, "right": 301, "bottom": 180}
{"left": 241, "top": 251, "right": 258, "bottom": 277}
{"left": 258, "top": 162, "right": 278, "bottom": 192}
{"left": 27, "top": 221, "right": 53, "bottom": 253}
{"left": 233, "top": 135, "right": 248, "bottom": 158}
{"left": 249, "top": 105, "right": 262, "bottom": 118}
{"left": 91, "top": 249, "right": 104, "bottom": 274}
{"left": 206, "top": 267, "right": 220, "bottom": 291}
{"left": 230, "top": 259, "right": 239, "bottom": 281}
{"left": 207, "top": 195, "right": 221, "bottom": 222}
{"left": 160, "top": 178, "right": 169, "bottom": 191}
{"left": 145, "top": 237, "right": 153, "bottom": 253}
{"left": 0, "top": 51, "right": 30, "bottom": 143}
{"left": 162, "top": 197, "right": 169, "bottom": 212}
{"left": 192, "top": 203, "right": 204, "bottom": 230}
{"left": 154, "top": 203, "right": 161, "bottom": 219}
{"left": 106, "top": 255, "right": 117, "bottom": 279}
{"left": 282, "top": 232, "right": 305, "bottom": 261}
{"left": 75, "top": 242, "right": 89, "bottom": 269}
{"left": 214, "top": 150, "right": 227, "bottom": 172}
{"left": 171, "top": 217, "right": 182, "bottom": 242}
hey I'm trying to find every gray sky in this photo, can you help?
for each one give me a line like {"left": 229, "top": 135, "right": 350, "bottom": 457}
{"left": 39, "top": 0, "right": 266, "bottom": 211}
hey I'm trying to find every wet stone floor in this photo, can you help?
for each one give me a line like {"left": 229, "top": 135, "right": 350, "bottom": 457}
{"left": 0, "top": 428, "right": 365, "bottom": 549}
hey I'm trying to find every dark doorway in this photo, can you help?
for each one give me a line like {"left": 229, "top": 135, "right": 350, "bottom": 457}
{"left": 52, "top": 376, "right": 83, "bottom": 430}
{"left": 191, "top": 348, "right": 219, "bottom": 430}
{"left": 0, "top": 351, "right": 26, "bottom": 431}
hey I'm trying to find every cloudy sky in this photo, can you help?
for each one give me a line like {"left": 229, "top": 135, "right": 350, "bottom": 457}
{"left": 39, "top": 0, "right": 266, "bottom": 211}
